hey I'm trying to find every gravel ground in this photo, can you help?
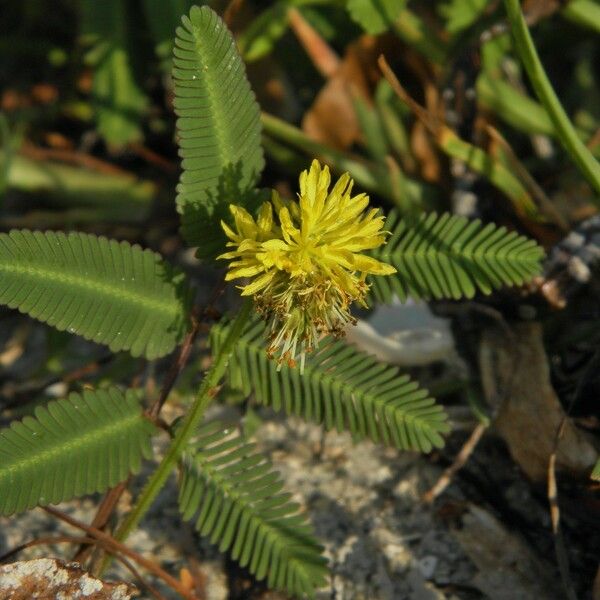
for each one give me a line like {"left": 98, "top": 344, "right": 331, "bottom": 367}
{"left": 3, "top": 301, "right": 573, "bottom": 599}
{"left": 0, "top": 398, "right": 480, "bottom": 600}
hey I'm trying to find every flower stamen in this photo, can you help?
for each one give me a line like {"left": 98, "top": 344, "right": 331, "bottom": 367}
{"left": 218, "top": 160, "right": 396, "bottom": 371}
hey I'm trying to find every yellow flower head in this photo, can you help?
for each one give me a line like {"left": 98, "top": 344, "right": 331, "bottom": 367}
{"left": 218, "top": 159, "right": 396, "bottom": 371}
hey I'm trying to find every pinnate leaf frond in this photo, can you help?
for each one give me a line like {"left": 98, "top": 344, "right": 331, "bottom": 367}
{"left": 0, "top": 229, "right": 192, "bottom": 359}
{"left": 173, "top": 6, "right": 265, "bottom": 257}
{"left": 0, "top": 388, "right": 155, "bottom": 516}
{"left": 211, "top": 318, "right": 449, "bottom": 453}
{"left": 179, "top": 421, "right": 328, "bottom": 599}
{"left": 369, "top": 211, "right": 545, "bottom": 302}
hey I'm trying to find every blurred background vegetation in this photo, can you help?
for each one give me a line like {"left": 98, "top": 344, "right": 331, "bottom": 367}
{"left": 1, "top": 0, "right": 599, "bottom": 241}
{"left": 1, "top": 1, "right": 600, "bottom": 597}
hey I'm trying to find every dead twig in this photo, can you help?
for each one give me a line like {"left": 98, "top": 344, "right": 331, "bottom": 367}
{"left": 378, "top": 55, "right": 438, "bottom": 134}
{"left": 107, "top": 553, "right": 166, "bottom": 600}
{"left": 547, "top": 418, "right": 578, "bottom": 600}
{"left": 44, "top": 507, "right": 197, "bottom": 600}
{"left": 288, "top": 8, "right": 340, "bottom": 78}
{"left": 127, "top": 143, "right": 177, "bottom": 174}
{"left": 422, "top": 421, "right": 488, "bottom": 503}
{"left": 72, "top": 480, "right": 130, "bottom": 564}
{"left": 426, "top": 320, "right": 531, "bottom": 504}
{"left": 148, "top": 307, "right": 203, "bottom": 420}
{"left": 148, "top": 279, "right": 225, "bottom": 420}
{"left": 0, "top": 352, "right": 113, "bottom": 412}
{"left": 0, "top": 535, "right": 89, "bottom": 564}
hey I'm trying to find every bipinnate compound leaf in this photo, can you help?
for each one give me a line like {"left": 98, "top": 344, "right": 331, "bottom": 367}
{"left": 0, "top": 230, "right": 192, "bottom": 359}
{"left": 369, "top": 211, "right": 545, "bottom": 302}
{"left": 179, "top": 421, "right": 328, "bottom": 599}
{"left": 211, "top": 318, "right": 449, "bottom": 453}
{"left": 173, "top": 6, "right": 265, "bottom": 257}
{"left": 0, "top": 388, "right": 156, "bottom": 516}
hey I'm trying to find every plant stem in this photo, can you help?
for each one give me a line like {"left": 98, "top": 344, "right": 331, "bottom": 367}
{"left": 99, "top": 300, "right": 252, "bottom": 575}
{"left": 79, "top": 279, "right": 226, "bottom": 566}
{"left": 503, "top": 0, "right": 600, "bottom": 196}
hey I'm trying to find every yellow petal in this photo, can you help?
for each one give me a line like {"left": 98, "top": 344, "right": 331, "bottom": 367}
{"left": 261, "top": 239, "right": 290, "bottom": 251}
{"left": 229, "top": 204, "right": 258, "bottom": 240}
{"left": 257, "top": 201, "right": 274, "bottom": 233}
{"left": 327, "top": 172, "right": 352, "bottom": 205}
{"left": 217, "top": 250, "right": 240, "bottom": 260}
{"left": 227, "top": 264, "right": 267, "bottom": 279}
{"left": 271, "top": 189, "right": 285, "bottom": 212}
{"left": 351, "top": 254, "right": 397, "bottom": 274}
{"left": 236, "top": 239, "right": 260, "bottom": 253}
{"left": 279, "top": 207, "right": 300, "bottom": 245}
{"left": 343, "top": 193, "right": 369, "bottom": 220}
{"left": 220, "top": 220, "right": 240, "bottom": 242}
{"left": 342, "top": 235, "right": 388, "bottom": 251}
{"left": 240, "top": 271, "right": 276, "bottom": 295}
{"left": 299, "top": 160, "right": 330, "bottom": 212}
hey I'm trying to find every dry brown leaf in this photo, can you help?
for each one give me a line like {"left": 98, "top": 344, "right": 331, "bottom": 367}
{"left": 288, "top": 8, "right": 340, "bottom": 78}
{"left": 451, "top": 504, "right": 560, "bottom": 600}
{"left": 302, "top": 35, "right": 396, "bottom": 150}
{"left": 479, "top": 322, "right": 598, "bottom": 481}
{"left": 522, "top": 0, "right": 562, "bottom": 22}
{"left": 411, "top": 120, "right": 441, "bottom": 182}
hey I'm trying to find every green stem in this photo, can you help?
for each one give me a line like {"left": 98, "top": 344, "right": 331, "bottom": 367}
{"left": 503, "top": 0, "right": 600, "bottom": 196}
{"left": 99, "top": 300, "right": 252, "bottom": 575}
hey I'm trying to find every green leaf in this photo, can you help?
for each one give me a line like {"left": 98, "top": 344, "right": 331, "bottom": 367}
{"left": 353, "top": 96, "right": 389, "bottom": 162}
{"left": 591, "top": 457, "right": 600, "bottom": 481}
{"left": 562, "top": 0, "right": 600, "bottom": 34}
{"left": 347, "top": 1, "right": 446, "bottom": 63}
{"left": 438, "top": 0, "right": 488, "bottom": 35}
{"left": 437, "top": 127, "right": 539, "bottom": 218}
{"left": 375, "top": 81, "right": 413, "bottom": 171}
{"left": 179, "top": 421, "right": 328, "bottom": 599}
{"left": 142, "top": 0, "right": 199, "bottom": 67}
{"left": 0, "top": 388, "right": 155, "bottom": 516}
{"left": 476, "top": 75, "right": 555, "bottom": 136}
{"left": 346, "top": 0, "right": 405, "bottom": 35}
{"left": 0, "top": 230, "right": 192, "bottom": 359}
{"left": 238, "top": 1, "right": 290, "bottom": 62}
{"left": 369, "top": 211, "right": 545, "bottom": 302}
{"left": 504, "top": 0, "right": 600, "bottom": 196}
{"left": 82, "top": 0, "right": 148, "bottom": 146}
{"left": 2, "top": 153, "right": 155, "bottom": 222}
{"left": 211, "top": 318, "right": 449, "bottom": 453}
{"left": 261, "top": 112, "right": 438, "bottom": 212}
{"left": 173, "top": 6, "right": 265, "bottom": 257}
{"left": 238, "top": 0, "right": 333, "bottom": 62}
